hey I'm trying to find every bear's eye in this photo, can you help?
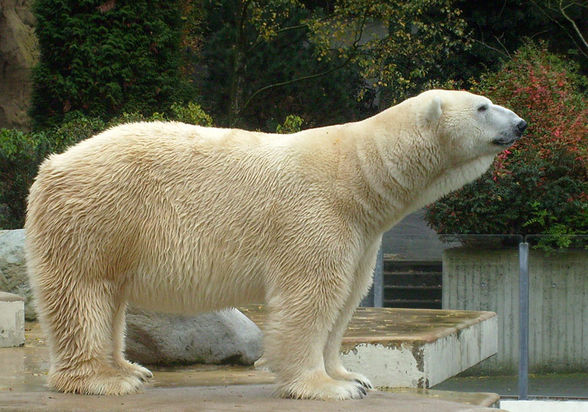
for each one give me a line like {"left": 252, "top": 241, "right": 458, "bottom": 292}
{"left": 477, "top": 104, "right": 488, "bottom": 112}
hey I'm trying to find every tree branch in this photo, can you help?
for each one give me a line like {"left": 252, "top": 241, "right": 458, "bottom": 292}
{"left": 238, "top": 12, "right": 368, "bottom": 118}
{"left": 467, "top": 37, "right": 510, "bottom": 58}
{"left": 559, "top": 0, "right": 588, "bottom": 51}
{"left": 239, "top": 55, "right": 353, "bottom": 113}
{"left": 246, "top": 23, "right": 309, "bottom": 54}
{"left": 529, "top": 0, "right": 588, "bottom": 58}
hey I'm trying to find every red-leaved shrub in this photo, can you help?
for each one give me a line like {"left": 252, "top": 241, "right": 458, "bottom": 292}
{"left": 426, "top": 42, "right": 587, "bottom": 247}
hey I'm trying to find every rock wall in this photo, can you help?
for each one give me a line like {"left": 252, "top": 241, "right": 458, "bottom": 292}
{"left": 0, "top": 0, "right": 38, "bottom": 130}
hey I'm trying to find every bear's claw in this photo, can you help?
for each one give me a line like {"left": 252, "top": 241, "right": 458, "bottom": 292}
{"left": 354, "top": 378, "right": 373, "bottom": 390}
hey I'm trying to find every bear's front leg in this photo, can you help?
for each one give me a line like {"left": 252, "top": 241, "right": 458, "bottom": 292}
{"left": 323, "top": 305, "right": 373, "bottom": 390}
{"left": 323, "top": 305, "right": 373, "bottom": 391}
{"left": 263, "top": 279, "right": 367, "bottom": 400}
{"left": 323, "top": 241, "right": 380, "bottom": 390}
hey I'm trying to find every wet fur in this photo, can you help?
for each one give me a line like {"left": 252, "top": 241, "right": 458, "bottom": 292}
{"left": 26, "top": 90, "right": 523, "bottom": 399}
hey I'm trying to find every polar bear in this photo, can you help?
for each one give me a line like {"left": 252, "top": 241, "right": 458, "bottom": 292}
{"left": 25, "top": 90, "right": 526, "bottom": 399}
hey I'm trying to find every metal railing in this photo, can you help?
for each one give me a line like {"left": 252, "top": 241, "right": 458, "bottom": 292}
{"left": 518, "top": 241, "right": 529, "bottom": 400}
{"left": 360, "top": 246, "right": 384, "bottom": 307}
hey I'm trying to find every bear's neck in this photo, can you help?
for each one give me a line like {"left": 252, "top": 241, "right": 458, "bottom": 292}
{"left": 340, "top": 115, "right": 494, "bottom": 235}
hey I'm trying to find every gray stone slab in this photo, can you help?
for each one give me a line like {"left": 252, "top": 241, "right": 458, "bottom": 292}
{"left": 0, "top": 230, "right": 34, "bottom": 320}
{"left": 0, "top": 291, "right": 25, "bottom": 347}
{"left": 126, "top": 307, "right": 263, "bottom": 366}
{"left": 0, "top": 291, "right": 24, "bottom": 302}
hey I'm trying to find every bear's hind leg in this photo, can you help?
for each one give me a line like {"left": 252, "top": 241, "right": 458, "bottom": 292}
{"left": 38, "top": 275, "right": 144, "bottom": 395}
{"left": 264, "top": 282, "right": 367, "bottom": 400}
{"left": 111, "top": 300, "right": 153, "bottom": 382}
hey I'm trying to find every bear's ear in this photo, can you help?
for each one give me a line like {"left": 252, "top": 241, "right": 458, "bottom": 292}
{"left": 424, "top": 96, "right": 443, "bottom": 125}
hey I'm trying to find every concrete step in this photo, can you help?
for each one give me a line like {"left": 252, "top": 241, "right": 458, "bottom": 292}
{"left": 385, "top": 284, "right": 441, "bottom": 290}
{"left": 241, "top": 306, "right": 498, "bottom": 389}
{"left": 0, "top": 291, "right": 25, "bottom": 347}
{"left": 383, "top": 257, "right": 443, "bottom": 270}
{"left": 382, "top": 299, "right": 442, "bottom": 309}
{"left": 383, "top": 259, "right": 443, "bottom": 309}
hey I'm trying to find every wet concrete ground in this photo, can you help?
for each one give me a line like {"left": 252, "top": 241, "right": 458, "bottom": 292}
{"left": 241, "top": 304, "right": 496, "bottom": 350}
{"left": 0, "top": 320, "right": 508, "bottom": 411}
{"left": 1, "top": 385, "right": 504, "bottom": 412}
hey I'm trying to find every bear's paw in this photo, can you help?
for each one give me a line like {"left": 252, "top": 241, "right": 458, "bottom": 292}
{"left": 325, "top": 365, "right": 373, "bottom": 390}
{"left": 278, "top": 371, "right": 367, "bottom": 400}
{"left": 48, "top": 365, "right": 145, "bottom": 395}
{"left": 115, "top": 360, "right": 153, "bottom": 382}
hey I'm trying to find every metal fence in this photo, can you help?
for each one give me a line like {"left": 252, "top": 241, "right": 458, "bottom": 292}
{"left": 362, "top": 233, "right": 588, "bottom": 400}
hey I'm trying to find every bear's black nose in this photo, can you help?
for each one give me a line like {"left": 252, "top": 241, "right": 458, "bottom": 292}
{"left": 517, "top": 120, "right": 528, "bottom": 135}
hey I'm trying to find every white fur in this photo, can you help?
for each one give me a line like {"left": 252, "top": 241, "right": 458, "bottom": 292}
{"left": 25, "top": 89, "right": 524, "bottom": 399}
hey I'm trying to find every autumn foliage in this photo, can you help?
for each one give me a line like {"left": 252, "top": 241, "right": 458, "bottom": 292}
{"left": 426, "top": 42, "right": 587, "bottom": 242}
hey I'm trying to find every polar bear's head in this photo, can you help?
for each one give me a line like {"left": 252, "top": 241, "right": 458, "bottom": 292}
{"left": 418, "top": 89, "right": 527, "bottom": 161}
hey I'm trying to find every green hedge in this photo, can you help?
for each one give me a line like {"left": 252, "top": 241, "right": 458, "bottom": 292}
{"left": 1, "top": 102, "right": 212, "bottom": 229}
{"left": 31, "top": 0, "right": 192, "bottom": 129}
{"left": 0, "top": 129, "right": 49, "bottom": 229}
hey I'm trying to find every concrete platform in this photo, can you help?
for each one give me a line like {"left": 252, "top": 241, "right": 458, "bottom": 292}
{"left": 241, "top": 305, "right": 498, "bottom": 388}
{"left": 0, "top": 307, "right": 501, "bottom": 411}
{"left": 0, "top": 385, "right": 504, "bottom": 411}
{"left": 0, "top": 333, "right": 502, "bottom": 410}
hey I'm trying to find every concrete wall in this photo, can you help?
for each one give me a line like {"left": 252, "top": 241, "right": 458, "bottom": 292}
{"left": 383, "top": 209, "right": 458, "bottom": 260}
{"left": 442, "top": 247, "right": 588, "bottom": 374}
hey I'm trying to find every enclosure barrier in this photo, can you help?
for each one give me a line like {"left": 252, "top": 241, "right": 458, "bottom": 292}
{"left": 364, "top": 234, "right": 587, "bottom": 400}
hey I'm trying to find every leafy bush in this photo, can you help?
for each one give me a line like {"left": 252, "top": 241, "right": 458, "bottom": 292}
{"left": 276, "top": 115, "right": 304, "bottom": 134}
{"left": 425, "top": 42, "right": 587, "bottom": 245}
{"left": 0, "top": 113, "right": 106, "bottom": 228}
{"left": 51, "top": 112, "right": 107, "bottom": 150}
{"left": 108, "top": 111, "right": 168, "bottom": 127}
{"left": 0, "top": 129, "right": 50, "bottom": 229}
{"left": 31, "top": 0, "right": 192, "bottom": 129}
{"left": 1, "top": 103, "right": 213, "bottom": 228}
{"left": 170, "top": 102, "right": 213, "bottom": 126}
{"left": 105, "top": 102, "right": 211, "bottom": 127}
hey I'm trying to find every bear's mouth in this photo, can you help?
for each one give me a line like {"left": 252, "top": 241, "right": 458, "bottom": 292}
{"left": 492, "top": 136, "right": 519, "bottom": 146}
{"left": 492, "top": 131, "right": 523, "bottom": 147}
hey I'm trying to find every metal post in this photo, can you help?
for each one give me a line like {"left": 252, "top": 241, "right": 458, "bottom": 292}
{"left": 360, "top": 283, "right": 374, "bottom": 307}
{"left": 373, "top": 246, "right": 384, "bottom": 307}
{"left": 361, "top": 243, "right": 384, "bottom": 307}
{"left": 518, "top": 241, "right": 529, "bottom": 400}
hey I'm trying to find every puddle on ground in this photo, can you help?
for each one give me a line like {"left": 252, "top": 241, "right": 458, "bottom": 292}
{"left": 151, "top": 364, "right": 274, "bottom": 388}
{"left": 381, "top": 387, "right": 499, "bottom": 408}
{"left": 0, "top": 345, "right": 50, "bottom": 392}
{"left": 0, "top": 323, "right": 274, "bottom": 393}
